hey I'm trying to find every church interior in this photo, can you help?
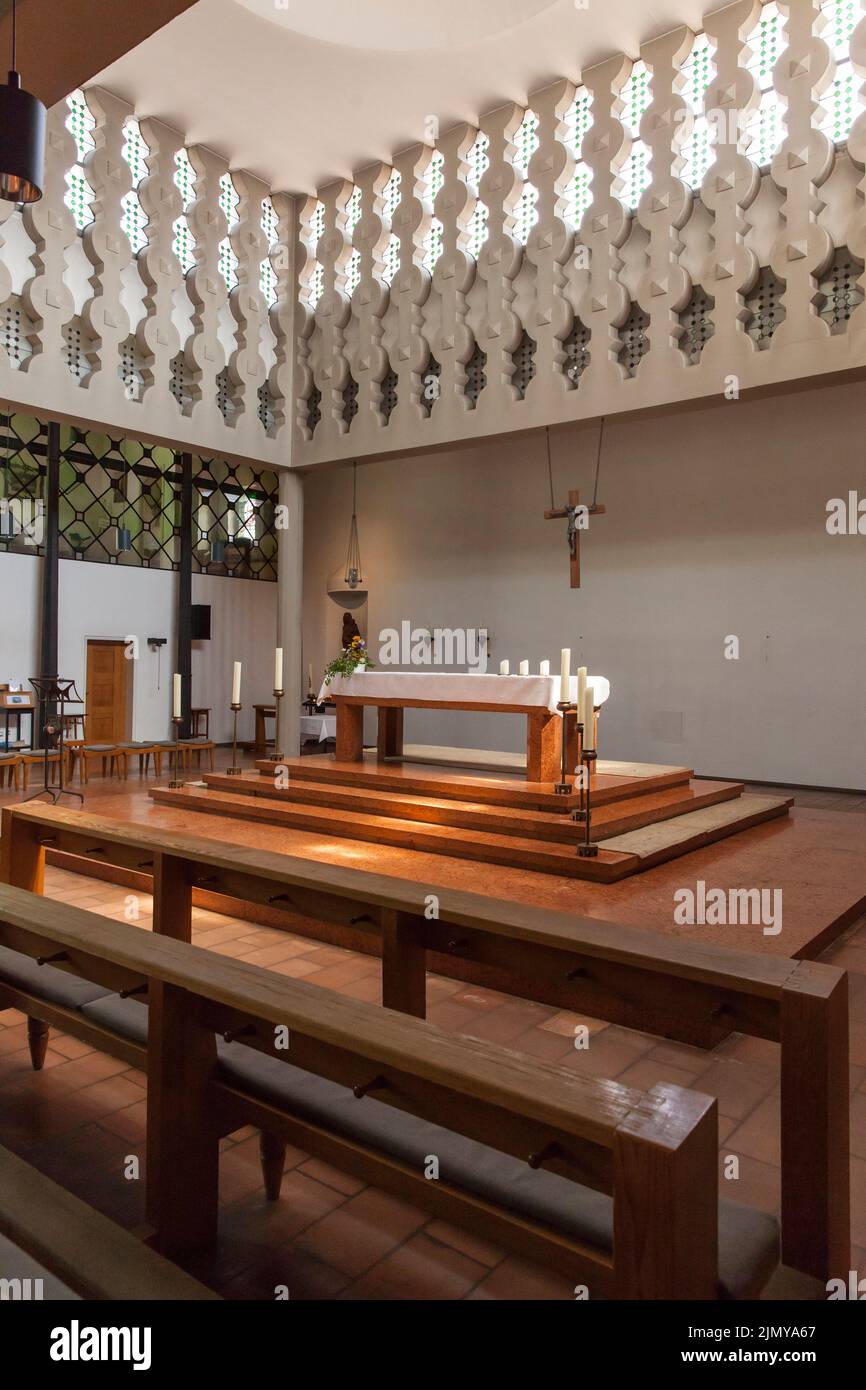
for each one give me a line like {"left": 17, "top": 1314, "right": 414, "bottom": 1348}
{"left": 0, "top": 0, "right": 865, "bottom": 1335}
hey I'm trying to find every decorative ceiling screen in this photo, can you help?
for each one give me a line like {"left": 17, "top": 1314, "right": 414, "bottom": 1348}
{"left": 305, "top": 200, "right": 326, "bottom": 309}
{"left": 121, "top": 118, "right": 150, "bottom": 255}
{"left": 423, "top": 151, "right": 445, "bottom": 272}
{"left": 744, "top": 1, "right": 786, "bottom": 166}
{"left": 260, "top": 196, "right": 280, "bottom": 306}
{"left": 513, "top": 110, "right": 540, "bottom": 243}
{"left": 564, "top": 87, "right": 593, "bottom": 228}
{"left": 218, "top": 173, "right": 240, "bottom": 292}
{"left": 821, "top": 0, "right": 864, "bottom": 143}
{"left": 382, "top": 171, "right": 402, "bottom": 285}
{"left": 467, "top": 131, "right": 490, "bottom": 260}
{"left": 619, "top": 61, "right": 653, "bottom": 208}
{"left": 679, "top": 31, "right": 715, "bottom": 190}
{"left": 173, "top": 149, "right": 197, "bottom": 276}
{"left": 345, "top": 185, "right": 363, "bottom": 297}
{"left": 64, "top": 90, "right": 96, "bottom": 232}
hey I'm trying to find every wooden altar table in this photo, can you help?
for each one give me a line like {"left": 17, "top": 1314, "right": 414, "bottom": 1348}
{"left": 321, "top": 673, "right": 607, "bottom": 783}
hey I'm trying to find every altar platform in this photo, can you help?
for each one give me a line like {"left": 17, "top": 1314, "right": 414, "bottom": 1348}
{"left": 150, "top": 751, "right": 793, "bottom": 885}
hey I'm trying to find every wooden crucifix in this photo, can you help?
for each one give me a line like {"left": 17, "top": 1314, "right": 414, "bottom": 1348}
{"left": 544, "top": 490, "right": 606, "bottom": 588}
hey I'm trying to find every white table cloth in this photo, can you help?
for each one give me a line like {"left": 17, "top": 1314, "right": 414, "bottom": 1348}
{"left": 299, "top": 714, "right": 336, "bottom": 742}
{"left": 320, "top": 670, "right": 610, "bottom": 713}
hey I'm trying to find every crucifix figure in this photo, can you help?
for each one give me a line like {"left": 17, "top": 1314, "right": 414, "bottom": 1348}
{"left": 544, "top": 490, "right": 606, "bottom": 588}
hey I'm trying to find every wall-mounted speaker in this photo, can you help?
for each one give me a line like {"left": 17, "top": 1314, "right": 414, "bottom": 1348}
{"left": 191, "top": 604, "right": 211, "bottom": 641}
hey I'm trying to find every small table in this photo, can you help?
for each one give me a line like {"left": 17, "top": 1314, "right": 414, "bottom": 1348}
{"left": 190, "top": 708, "right": 210, "bottom": 739}
{"left": 253, "top": 703, "right": 276, "bottom": 756}
{"left": 300, "top": 714, "right": 337, "bottom": 744}
{"left": 320, "top": 672, "right": 609, "bottom": 783}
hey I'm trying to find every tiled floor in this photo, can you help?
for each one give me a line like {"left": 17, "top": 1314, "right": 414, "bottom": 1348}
{"left": 0, "top": 769, "right": 864, "bottom": 1299}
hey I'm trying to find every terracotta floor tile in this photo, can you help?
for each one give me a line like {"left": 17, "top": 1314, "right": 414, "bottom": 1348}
{"left": 341, "top": 1231, "right": 486, "bottom": 1300}
{"left": 424, "top": 1219, "right": 506, "bottom": 1269}
{"left": 538, "top": 1009, "right": 609, "bottom": 1038}
{"left": 466, "top": 1254, "right": 574, "bottom": 1301}
{"left": 693, "top": 1059, "right": 777, "bottom": 1121}
{"left": 295, "top": 1188, "right": 428, "bottom": 1277}
{"left": 296, "top": 1158, "right": 366, "bottom": 1197}
{"left": 269, "top": 957, "right": 323, "bottom": 979}
{"left": 617, "top": 1057, "right": 704, "bottom": 1094}
{"left": 719, "top": 1152, "right": 780, "bottom": 1215}
{"left": 725, "top": 1093, "right": 780, "bottom": 1167}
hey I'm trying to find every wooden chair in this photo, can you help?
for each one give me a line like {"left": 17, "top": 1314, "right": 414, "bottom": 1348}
{"left": 178, "top": 738, "right": 216, "bottom": 772}
{"left": 19, "top": 749, "right": 67, "bottom": 793}
{"left": 117, "top": 742, "right": 163, "bottom": 778}
{"left": 76, "top": 744, "right": 123, "bottom": 784}
{"left": 0, "top": 755, "right": 20, "bottom": 792}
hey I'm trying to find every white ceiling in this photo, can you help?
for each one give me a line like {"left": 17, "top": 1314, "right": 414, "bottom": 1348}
{"left": 93, "top": 0, "right": 717, "bottom": 194}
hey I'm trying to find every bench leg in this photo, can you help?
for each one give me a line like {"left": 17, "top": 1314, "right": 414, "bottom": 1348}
{"left": 259, "top": 1131, "right": 287, "bottom": 1201}
{"left": 27, "top": 1016, "right": 49, "bottom": 1070}
{"left": 381, "top": 909, "right": 427, "bottom": 1018}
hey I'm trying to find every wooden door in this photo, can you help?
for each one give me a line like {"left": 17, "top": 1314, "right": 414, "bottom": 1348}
{"left": 85, "top": 640, "right": 129, "bottom": 742}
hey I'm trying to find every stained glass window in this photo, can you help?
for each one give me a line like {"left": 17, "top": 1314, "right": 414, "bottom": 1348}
{"left": 513, "top": 110, "right": 540, "bottom": 243}
{"left": 121, "top": 119, "right": 149, "bottom": 255}
{"left": 820, "top": 0, "right": 864, "bottom": 144}
{"left": 679, "top": 32, "right": 715, "bottom": 189}
{"left": 564, "top": 87, "right": 593, "bottom": 228}
{"left": 65, "top": 90, "right": 96, "bottom": 232}
{"left": 744, "top": 1, "right": 786, "bottom": 166}
{"left": 218, "top": 172, "right": 239, "bottom": 293}
{"left": 467, "top": 132, "right": 490, "bottom": 260}
{"left": 260, "top": 197, "right": 279, "bottom": 306}
{"left": 172, "top": 150, "right": 196, "bottom": 276}
{"left": 619, "top": 62, "right": 653, "bottom": 209}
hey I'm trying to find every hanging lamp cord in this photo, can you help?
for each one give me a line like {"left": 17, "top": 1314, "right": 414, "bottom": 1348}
{"left": 11, "top": 0, "right": 17, "bottom": 72}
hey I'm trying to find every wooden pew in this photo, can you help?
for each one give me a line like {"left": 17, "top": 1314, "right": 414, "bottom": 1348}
{"left": 0, "top": 1143, "right": 220, "bottom": 1301}
{"left": 0, "top": 880, "right": 776, "bottom": 1301}
{"left": 0, "top": 803, "right": 850, "bottom": 1283}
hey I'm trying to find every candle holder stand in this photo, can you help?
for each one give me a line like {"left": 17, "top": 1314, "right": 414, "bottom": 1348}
{"left": 168, "top": 715, "right": 185, "bottom": 789}
{"left": 554, "top": 701, "right": 577, "bottom": 795}
{"left": 226, "top": 702, "right": 243, "bottom": 775}
{"left": 571, "top": 722, "right": 586, "bottom": 821}
{"left": 272, "top": 688, "right": 285, "bottom": 761}
{"left": 577, "top": 749, "right": 598, "bottom": 857}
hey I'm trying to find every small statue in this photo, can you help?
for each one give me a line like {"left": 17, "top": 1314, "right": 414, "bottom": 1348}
{"left": 341, "top": 611, "right": 361, "bottom": 650}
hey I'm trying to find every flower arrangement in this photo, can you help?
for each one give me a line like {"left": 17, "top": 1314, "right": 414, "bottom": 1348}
{"left": 323, "top": 635, "right": 374, "bottom": 684}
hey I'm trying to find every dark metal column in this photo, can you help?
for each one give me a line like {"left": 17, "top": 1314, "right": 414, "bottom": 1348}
{"left": 177, "top": 451, "right": 193, "bottom": 739}
{"left": 38, "top": 421, "right": 61, "bottom": 745}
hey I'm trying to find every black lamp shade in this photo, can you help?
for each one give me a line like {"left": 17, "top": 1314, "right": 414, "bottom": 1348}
{"left": 0, "top": 72, "right": 46, "bottom": 204}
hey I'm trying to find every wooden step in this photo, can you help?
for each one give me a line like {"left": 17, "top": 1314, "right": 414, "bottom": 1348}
{"left": 253, "top": 753, "right": 695, "bottom": 813}
{"left": 598, "top": 794, "right": 795, "bottom": 868}
{"left": 201, "top": 771, "right": 745, "bottom": 842}
{"left": 149, "top": 785, "right": 640, "bottom": 881}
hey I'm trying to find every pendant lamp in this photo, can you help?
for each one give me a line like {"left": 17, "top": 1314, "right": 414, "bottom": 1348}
{"left": 0, "top": 0, "right": 46, "bottom": 205}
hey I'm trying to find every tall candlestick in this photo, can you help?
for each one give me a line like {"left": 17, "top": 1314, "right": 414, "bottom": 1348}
{"left": 559, "top": 648, "right": 571, "bottom": 703}
{"left": 577, "top": 666, "right": 587, "bottom": 714}
{"left": 499, "top": 660, "right": 510, "bottom": 676}
{"left": 231, "top": 660, "right": 242, "bottom": 706}
{"left": 308, "top": 662, "right": 314, "bottom": 691}
{"left": 539, "top": 660, "right": 550, "bottom": 676}
{"left": 582, "top": 688, "right": 595, "bottom": 750}
{"left": 172, "top": 673, "right": 182, "bottom": 720}
{"left": 274, "top": 647, "right": 283, "bottom": 691}
{"left": 519, "top": 660, "right": 529, "bottom": 676}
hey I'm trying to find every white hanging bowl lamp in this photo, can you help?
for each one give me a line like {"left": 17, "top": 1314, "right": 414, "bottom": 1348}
{"left": 327, "top": 461, "right": 368, "bottom": 609}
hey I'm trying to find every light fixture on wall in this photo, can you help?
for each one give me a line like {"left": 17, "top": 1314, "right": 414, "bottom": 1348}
{"left": 0, "top": 0, "right": 46, "bottom": 204}
{"left": 343, "top": 462, "right": 363, "bottom": 589}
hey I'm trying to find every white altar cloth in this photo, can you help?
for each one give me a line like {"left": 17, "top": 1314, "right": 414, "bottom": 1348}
{"left": 320, "top": 671, "right": 610, "bottom": 713}
{"left": 299, "top": 714, "right": 336, "bottom": 742}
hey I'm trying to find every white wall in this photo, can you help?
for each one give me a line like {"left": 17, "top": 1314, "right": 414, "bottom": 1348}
{"left": 302, "top": 379, "right": 866, "bottom": 790}
{"left": 0, "top": 552, "right": 42, "bottom": 748}
{"left": 191, "top": 573, "right": 278, "bottom": 745}
{"left": 58, "top": 560, "right": 178, "bottom": 742}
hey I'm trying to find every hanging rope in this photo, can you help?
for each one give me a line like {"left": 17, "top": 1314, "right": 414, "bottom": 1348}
{"left": 591, "top": 416, "right": 605, "bottom": 511}
{"left": 546, "top": 426, "right": 555, "bottom": 510}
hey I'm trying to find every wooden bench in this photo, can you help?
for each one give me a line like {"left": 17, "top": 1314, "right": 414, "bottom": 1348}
{"left": 0, "top": 881, "right": 786, "bottom": 1300}
{"left": 0, "top": 1142, "right": 219, "bottom": 1301}
{"left": 0, "top": 802, "right": 850, "bottom": 1285}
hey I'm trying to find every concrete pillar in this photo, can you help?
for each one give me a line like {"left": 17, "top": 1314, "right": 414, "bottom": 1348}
{"left": 277, "top": 467, "right": 304, "bottom": 758}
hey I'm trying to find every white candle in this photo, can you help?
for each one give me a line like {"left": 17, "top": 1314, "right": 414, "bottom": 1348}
{"left": 577, "top": 665, "right": 587, "bottom": 713}
{"left": 519, "top": 660, "right": 529, "bottom": 676}
{"left": 539, "top": 660, "right": 550, "bottom": 676}
{"left": 499, "top": 660, "right": 510, "bottom": 676}
{"left": 559, "top": 648, "right": 571, "bottom": 703}
{"left": 274, "top": 647, "right": 283, "bottom": 691}
{"left": 582, "top": 688, "right": 595, "bottom": 750}
{"left": 231, "top": 660, "right": 242, "bottom": 705}
{"left": 172, "top": 673, "right": 182, "bottom": 720}
{"left": 308, "top": 663, "right": 314, "bottom": 690}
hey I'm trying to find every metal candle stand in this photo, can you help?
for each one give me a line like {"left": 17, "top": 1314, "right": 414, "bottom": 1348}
{"left": 554, "top": 701, "right": 577, "bottom": 795}
{"left": 571, "top": 722, "right": 586, "bottom": 821}
{"left": 226, "top": 702, "right": 243, "bottom": 775}
{"left": 577, "top": 748, "right": 598, "bottom": 857}
{"left": 168, "top": 715, "right": 184, "bottom": 789}
{"left": 272, "top": 688, "right": 285, "bottom": 761}
{"left": 24, "top": 676, "right": 84, "bottom": 806}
